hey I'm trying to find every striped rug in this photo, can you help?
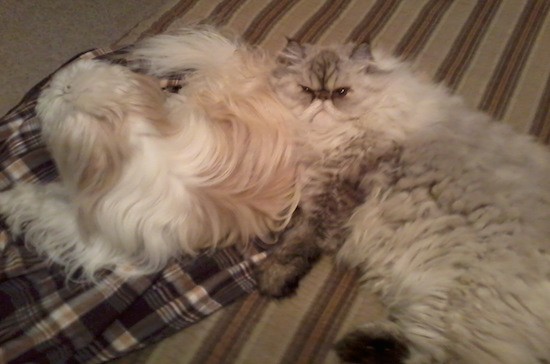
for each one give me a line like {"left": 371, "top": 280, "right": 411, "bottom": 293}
{"left": 112, "top": 0, "right": 550, "bottom": 363}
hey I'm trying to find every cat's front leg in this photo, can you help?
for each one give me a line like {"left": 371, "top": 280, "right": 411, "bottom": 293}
{"left": 255, "top": 212, "right": 322, "bottom": 298}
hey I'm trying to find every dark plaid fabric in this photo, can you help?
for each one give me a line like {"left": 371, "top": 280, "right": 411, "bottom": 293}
{"left": 0, "top": 47, "right": 266, "bottom": 364}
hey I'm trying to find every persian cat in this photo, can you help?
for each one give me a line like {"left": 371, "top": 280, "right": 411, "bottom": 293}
{"left": 0, "top": 28, "right": 300, "bottom": 279}
{"left": 256, "top": 39, "right": 550, "bottom": 363}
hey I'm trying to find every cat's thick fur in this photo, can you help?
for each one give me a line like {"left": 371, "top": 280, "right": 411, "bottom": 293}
{"left": 257, "top": 40, "right": 550, "bottom": 363}
{"left": 0, "top": 28, "right": 300, "bottom": 279}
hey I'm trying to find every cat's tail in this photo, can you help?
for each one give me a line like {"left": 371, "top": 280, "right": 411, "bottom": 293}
{"left": 129, "top": 26, "right": 240, "bottom": 79}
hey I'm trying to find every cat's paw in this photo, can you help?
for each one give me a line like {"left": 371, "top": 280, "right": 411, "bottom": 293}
{"left": 335, "top": 322, "right": 408, "bottom": 364}
{"left": 255, "top": 256, "right": 305, "bottom": 298}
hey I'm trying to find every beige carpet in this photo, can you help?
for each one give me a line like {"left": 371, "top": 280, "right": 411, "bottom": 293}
{"left": 0, "top": 0, "right": 170, "bottom": 116}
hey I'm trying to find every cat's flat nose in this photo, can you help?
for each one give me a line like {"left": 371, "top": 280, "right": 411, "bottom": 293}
{"left": 316, "top": 89, "right": 331, "bottom": 100}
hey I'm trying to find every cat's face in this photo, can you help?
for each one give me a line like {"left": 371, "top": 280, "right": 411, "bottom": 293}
{"left": 271, "top": 40, "right": 379, "bottom": 127}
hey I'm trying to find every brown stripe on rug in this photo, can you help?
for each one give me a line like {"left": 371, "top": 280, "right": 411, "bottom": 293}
{"left": 478, "top": 0, "right": 550, "bottom": 120}
{"left": 279, "top": 267, "right": 360, "bottom": 363}
{"left": 394, "top": 0, "right": 454, "bottom": 60}
{"left": 530, "top": 74, "right": 550, "bottom": 144}
{"left": 242, "top": 0, "right": 301, "bottom": 45}
{"left": 544, "top": 128, "right": 550, "bottom": 146}
{"left": 189, "top": 294, "right": 269, "bottom": 364}
{"left": 137, "top": 0, "right": 200, "bottom": 40}
{"left": 200, "top": 0, "right": 248, "bottom": 27}
{"left": 346, "top": 0, "right": 402, "bottom": 43}
{"left": 434, "top": 0, "right": 501, "bottom": 90}
{"left": 292, "top": 0, "right": 352, "bottom": 43}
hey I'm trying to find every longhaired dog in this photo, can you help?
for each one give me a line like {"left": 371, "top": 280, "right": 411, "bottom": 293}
{"left": 0, "top": 28, "right": 300, "bottom": 279}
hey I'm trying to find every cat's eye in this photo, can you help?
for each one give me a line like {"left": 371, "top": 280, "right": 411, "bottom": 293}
{"left": 333, "top": 87, "right": 350, "bottom": 97}
{"left": 300, "top": 85, "right": 314, "bottom": 94}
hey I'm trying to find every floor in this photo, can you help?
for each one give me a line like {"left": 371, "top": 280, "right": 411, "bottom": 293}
{"left": 0, "top": 0, "right": 170, "bottom": 116}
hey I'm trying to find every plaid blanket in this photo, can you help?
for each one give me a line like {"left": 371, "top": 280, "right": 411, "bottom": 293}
{"left": 0, "top": 47, "right": 267, "bottom": 364}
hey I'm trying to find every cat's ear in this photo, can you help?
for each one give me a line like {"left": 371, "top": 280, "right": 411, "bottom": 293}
{"left": 351, "top": 41, "right": 384, "bottom": 74}
{"left": 277, "top": 38, "right": 306, "bottom": 65}
{"left": 350, "top": 42, "right": 373, "bottom": 61}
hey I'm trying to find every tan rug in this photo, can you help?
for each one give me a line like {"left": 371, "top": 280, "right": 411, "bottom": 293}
{"left": 105, "top": 0, "right": 550, "bottom": 362}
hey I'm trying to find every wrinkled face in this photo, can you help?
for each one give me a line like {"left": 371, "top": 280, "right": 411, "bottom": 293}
{"left": 271, "top": 40, "right": 378, "bottom": 126}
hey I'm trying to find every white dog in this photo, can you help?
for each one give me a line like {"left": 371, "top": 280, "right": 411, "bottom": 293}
{"left": 0, "top": 28, "right": 300, "bottom": 279}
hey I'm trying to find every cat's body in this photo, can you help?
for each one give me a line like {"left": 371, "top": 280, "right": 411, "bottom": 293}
{"left": 257, "top": 41, "right": 550, "bottom": 363}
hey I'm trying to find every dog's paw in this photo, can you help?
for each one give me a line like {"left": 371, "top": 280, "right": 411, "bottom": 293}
{"left": 255, "top": 256, "right": 305, "bottom": 298}
{"left": 335, "top": 322, "right": 408, "bottom": 364}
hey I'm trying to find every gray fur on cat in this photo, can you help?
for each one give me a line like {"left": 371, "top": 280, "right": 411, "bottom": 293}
{"left": 257, "top": 39, "right": 550, "bottom": 364}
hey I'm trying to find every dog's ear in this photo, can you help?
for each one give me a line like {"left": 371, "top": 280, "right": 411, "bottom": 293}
{"left": 75, "top": 72, "right": 173, "bottom": 235}
{"left": 277, "top": 37, "right": 306, "bottom": 66}
{"left": 79, "top": 73, "right": 169, "bottom": 194}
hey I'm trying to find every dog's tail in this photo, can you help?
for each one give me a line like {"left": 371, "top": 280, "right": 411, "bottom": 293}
{"left": 129, "top": 26, "right": 241, "bottom": 78}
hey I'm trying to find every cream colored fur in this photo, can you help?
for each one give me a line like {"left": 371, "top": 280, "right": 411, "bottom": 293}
{"left": 0, "top": 28, "right": 300, "bottom": 279}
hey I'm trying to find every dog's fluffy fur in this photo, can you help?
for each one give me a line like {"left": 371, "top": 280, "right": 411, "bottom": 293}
{"left": 0, "top": 28, "right": 300, "bottom": 279}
